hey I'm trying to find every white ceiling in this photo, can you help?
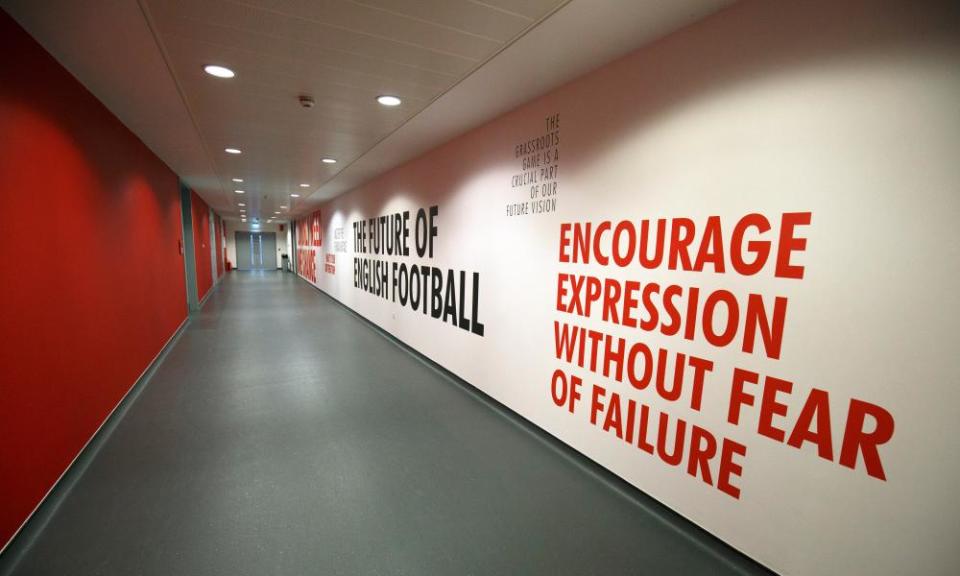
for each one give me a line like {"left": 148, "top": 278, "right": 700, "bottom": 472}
{"left": 2, "top": 0, "right": 732, "bottom": 223}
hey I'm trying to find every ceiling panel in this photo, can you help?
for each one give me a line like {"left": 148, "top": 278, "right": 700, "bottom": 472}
{"left": 469, "top": 0, "right": 569, "bottom": 20}
{"left": 231, "top": 0, "right": 503, "bottom": 59}
{"left": 351, "top": 0, "right": 538, "bottom": 42}
{"left": 165, "top": 40, "right": 450, "bottom": 97}
{"left": 151, "top": 0, "right": 482, "bottom": 76}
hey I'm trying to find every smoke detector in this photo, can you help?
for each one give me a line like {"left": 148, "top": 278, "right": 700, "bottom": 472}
{"left": 298, "top": 95, "right": 315, "bottom": 108}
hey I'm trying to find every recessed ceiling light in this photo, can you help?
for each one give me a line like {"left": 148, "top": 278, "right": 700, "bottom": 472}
{"left": 232, "top": 178, "right": 243, "bottom": 183}
{"left": 299, "top": 183, "right": 310, "bottom": 188}
{"left": 377, "top": 95, "right": 401, "bottom": 106}
{"left": 280, "top": 205, "right": 288, "bottom": 209}
{"left": 321, "top": 158, "right": 337, "bottom": 164}
{"left": 225, "top": 148, "right": 242, "bottom": 154}
{"left": 241, "top": 219, "right": 247, "bottom": 222}
{"left": 204, "top": 65, "right": 235, "bottom": 78}
{"left": 238, "top": 203, "right": 245, "bottom": 206}
{"left": 234, "top": 190, "right": 245, "bottom": 194}
{"left": 274, "top": 211, "right": 281, "bottom": 214}
{"left": 290, "top": 194, "right": 300, "bottom": 198}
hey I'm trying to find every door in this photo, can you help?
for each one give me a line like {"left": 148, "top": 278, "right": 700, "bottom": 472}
{"left": 235, "top": 231, "right": 278, "bottom": 270}
{"left": 179, "top": 183, "right": 199, "bottom": 312}
{"left": 260, "top": 232, "right": 277, "bottom": 269}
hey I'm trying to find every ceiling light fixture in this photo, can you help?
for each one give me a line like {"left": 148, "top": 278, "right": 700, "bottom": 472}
{"left": 232, "top": 178, "right": 243, "bottom": 183}
{"left": 299, "top": 183, "right": 310, "bottom": 188}
{"left": 204, "top": 65, "right": 235, "bottom": 78}
{"left": 274, "top": 211, "right": 281, "bottom": 214}
{"left": 290, "top": 194, "right": 300, "bottom": 198}
{"left": 235, "top": 190, "right": 245, "bottom": 194}
{"left": 238, "top": 203, "right": 245, "bottom": 206}
{"left": 321, "top": 158, "right": 337, "bottom": 164}
{"left": 376, "top": 95, "right": 401, "bottom": 106}
{"left": 225, "top": 148, "right": 242, "bottom": 154}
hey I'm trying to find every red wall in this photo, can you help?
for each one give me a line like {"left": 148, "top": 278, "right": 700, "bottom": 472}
{"left": 0, "top": 11, "right": 188, "bottom": 549}
{"left": 190, "top": 189, "right": 213, "bottom": 299}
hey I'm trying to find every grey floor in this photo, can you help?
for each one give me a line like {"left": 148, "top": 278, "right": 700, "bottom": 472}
{"left": 1, "top": 272, "right": 771, "bottom": 576}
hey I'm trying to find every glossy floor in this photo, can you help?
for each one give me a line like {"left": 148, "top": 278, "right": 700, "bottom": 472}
{"left": 1, "top": 271, "right": 772, "bottom": 575}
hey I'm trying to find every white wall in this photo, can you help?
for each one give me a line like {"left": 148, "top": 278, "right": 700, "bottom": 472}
{"left": 224, "top": 221, "right": 289, "bottom": 270}
{"left": 295, "top": 1, "right": 959, "bottom": 574}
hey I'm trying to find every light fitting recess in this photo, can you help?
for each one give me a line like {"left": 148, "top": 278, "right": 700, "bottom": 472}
{"left": 224, "top": 148, "right": 242, "bottom": 154}
{"left": 290, "top": 194, "right": 300, "bottom": 198}
{"left": 232, "top": 178, "right": 243, "bottom": 183}
{"left": 234, "top": 190, "right": 245, "bottom": 194}
{"left": 204, "top": 65, "right": 235, "bottom": 78}
{"left": 299, "top": 183, "right": 310, "bottom": 188}
{"left": 321, "top": 158, "right": 337, "bottom": 164}
{"left": 376, "top": 95, "right": 401, "bottom": 106}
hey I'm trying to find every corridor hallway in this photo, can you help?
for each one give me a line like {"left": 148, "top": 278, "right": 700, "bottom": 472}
{"left": 1, "top": 272, "right": 766, "bottom": 576}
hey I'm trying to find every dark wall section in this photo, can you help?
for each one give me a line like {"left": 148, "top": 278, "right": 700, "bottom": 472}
{"left": 215, "top": 214, "right": 224, "bottom": 277}
{"left": 0, "top": 10, "right": 188, "bottom": 550}
{"left": 190, "top": 189, "right": 213, "bottom": 300}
